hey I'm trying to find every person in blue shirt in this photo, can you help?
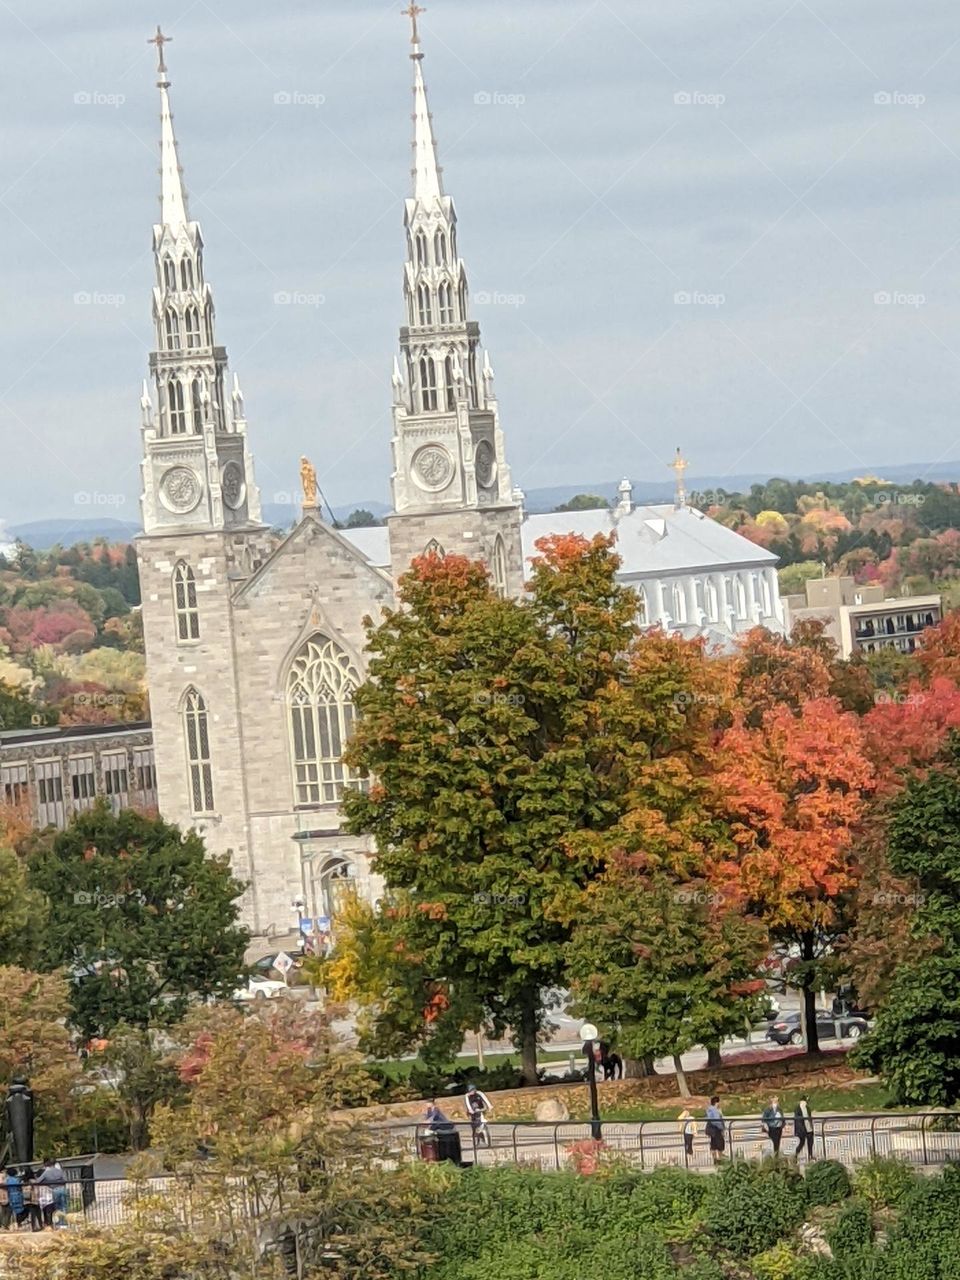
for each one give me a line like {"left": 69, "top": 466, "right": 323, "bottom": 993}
{"left": 705, "top": 1096, "right": 726, "bottom": 1163}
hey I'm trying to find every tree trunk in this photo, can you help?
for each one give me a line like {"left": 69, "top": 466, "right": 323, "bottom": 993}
{"left": 801, "top": 930, "right": 820, "bottom": 1054}
{"left": 706, "top": 1043, "right": 723, "bottom": 1069}
{"left": 623, "top": 1055, "right": 659, "bottom": 1078}
{"left": 518, "top": 991, "right": 539, "bottom": 1085}
{"left": 673, "top": 1054, "right": 691, "bottom": 1098}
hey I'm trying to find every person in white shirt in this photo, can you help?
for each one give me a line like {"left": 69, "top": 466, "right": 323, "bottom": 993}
{"left": 464, "top": 1084, "right": 493, "bottom": 1148}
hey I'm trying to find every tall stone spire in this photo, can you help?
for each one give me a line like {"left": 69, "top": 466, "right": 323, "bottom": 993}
{"left": 150, "top": 27, "right": 189, "bottom": 228}
{"left": 408, "top": 10, "right": 443, "bottom": 203}
{"left": 139, "top": 28, "right": 262, "bottom": 536}
{"left": 387, "top": 9, "right": 523, "bottom": 596}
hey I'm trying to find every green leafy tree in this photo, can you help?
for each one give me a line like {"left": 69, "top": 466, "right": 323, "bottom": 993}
{"left": 343, "top": 536, "right": 637, "bottom": 1082}
{"left": 0, "top": 845, "right": 47, "bottom": 965}
{"left": 0, "top": 677, "right": 48, "bottom": 729}
{"left": 566, "top": 867, "right": 766, "bottom": 1094}
{"left": 856, "top": 734, "right": 960, "bottom": 1103}
{"left": 94, "top": 1023, "right": 185, "bottom": 1149}
{"left": 29, "top": 803, "right": 249, "bottom": 1036}
{"left": 344, "top": 508, "right": 381, "bottom": 528}
{"left": 554, "top": 492, "right": 610, "bottom": 512}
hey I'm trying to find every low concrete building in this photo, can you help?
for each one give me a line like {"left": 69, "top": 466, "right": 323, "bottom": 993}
{"left": 0, "top": 721, "right": 156, "bottom": 830}
{"left": 783, "top": 576, "right": 941, "bottom": 658}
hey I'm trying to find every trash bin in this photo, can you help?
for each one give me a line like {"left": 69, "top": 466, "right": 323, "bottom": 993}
{"left": 417, "top": 1131, "right": 440, "bottom": 1162}
{"left": 436, "top": 1129, "right": 462, "bottom": 1164}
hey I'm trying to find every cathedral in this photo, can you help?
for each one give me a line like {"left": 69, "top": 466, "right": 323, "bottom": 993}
{"left": 134, "top": 22, "right": 785, "bottom": 943}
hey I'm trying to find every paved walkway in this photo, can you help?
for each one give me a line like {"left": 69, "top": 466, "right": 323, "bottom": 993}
{"left": 383, "top": 1112, "right": 960, "bottom": 1172}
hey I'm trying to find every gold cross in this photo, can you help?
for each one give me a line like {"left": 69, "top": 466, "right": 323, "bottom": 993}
{"left": 670, "top": 447, "right": 688, "bottom": 477}
{"left": 402, "top": 3, "right": 426, "bottom": 45}
{"left": 148, "top": 26, "right": 172, "bottom": 75}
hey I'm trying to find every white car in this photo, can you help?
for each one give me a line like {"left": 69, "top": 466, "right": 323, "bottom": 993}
{"left": 232, "top": 977, "right": 287, "bottom": 1003}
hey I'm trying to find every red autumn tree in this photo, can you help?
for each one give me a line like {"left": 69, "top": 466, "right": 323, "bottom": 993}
{"left": 915, "top": 610, "right": 960, "bottom": 686}
{"left": 714, "top": 698, "right": 876, "bottom": 1051}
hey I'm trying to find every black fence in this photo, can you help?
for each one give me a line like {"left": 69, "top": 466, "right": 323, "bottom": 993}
{"left": 371, "top": 1112, "right": 960, "bottom": 1173}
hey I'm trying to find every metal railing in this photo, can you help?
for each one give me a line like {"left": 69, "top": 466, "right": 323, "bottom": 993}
{"left": 369, "top": 1112, "right": 960, "bottom": 1173}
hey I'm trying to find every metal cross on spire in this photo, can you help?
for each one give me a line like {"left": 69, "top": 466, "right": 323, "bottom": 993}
{"left": 148, "top": 25, "right": 172, "bottom": 77}
{"left": 402, "top": 3, "right": 426, "bottom": 49}
{"left": 670, "top": 447, "right": 689, "bottom": 507}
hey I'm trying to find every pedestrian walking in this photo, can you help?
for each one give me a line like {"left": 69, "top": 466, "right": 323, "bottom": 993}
{"left": 464, "top": 1083, "right": 493, "bottom": 1148}
{"left": 705, "top": 1096, "right": 726, "bottom": 1162}
{"left": 761, "top": 1095, "right": 785, "bottom": 1156}
{"left": 794, "top": 1094, "right": 814, "bottom": 1159}
{"left": 678, "top": 1108, "right": 697, "bottom": 1158}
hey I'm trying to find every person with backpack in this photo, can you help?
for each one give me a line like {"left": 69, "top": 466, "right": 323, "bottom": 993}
{"left": 705, "top": 1096, "right": 725, "bottom": 1162}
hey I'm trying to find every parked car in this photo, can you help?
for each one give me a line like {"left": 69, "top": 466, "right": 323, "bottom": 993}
{"left": 250, "top": 950, "right": 310, "bottom": 986}
{"left": 766, "top": 1011, "right": 870, "bottom": 1046}
{"left": 232, "top": 976, "right": 288, "bottom": 1003}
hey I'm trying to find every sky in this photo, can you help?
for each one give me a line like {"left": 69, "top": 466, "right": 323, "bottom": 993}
{"left": 2, "top": 0, "right": 960, "bottom": 527}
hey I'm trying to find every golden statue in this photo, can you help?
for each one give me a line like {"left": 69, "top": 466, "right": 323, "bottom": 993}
{"left": 299, "top": 456, "right": 318, "bottom": 509}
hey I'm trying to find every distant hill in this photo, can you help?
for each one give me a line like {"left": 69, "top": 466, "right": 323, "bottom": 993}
{"left": 11, "top": 461, "right": 960, "bottom": 547}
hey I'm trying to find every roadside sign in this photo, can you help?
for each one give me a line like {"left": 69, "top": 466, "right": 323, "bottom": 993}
{"left": 273, "top": 951, "right": 294, "bottom": 982}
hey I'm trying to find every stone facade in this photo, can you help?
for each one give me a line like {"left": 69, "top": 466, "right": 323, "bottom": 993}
{"left": 130, "top": 32, "right": 786, "bottom": 945}
{"left": 0, "top": 722, "right": 156, "bottom": 828}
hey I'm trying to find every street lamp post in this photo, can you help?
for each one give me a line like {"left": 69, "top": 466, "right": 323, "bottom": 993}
{"left": 580, "top": 1022, "right": 602, "bottom": 1141}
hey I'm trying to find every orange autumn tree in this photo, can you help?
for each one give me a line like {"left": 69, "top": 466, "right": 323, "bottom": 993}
{"left": 714, "top": 698, "right": 876, "bottom": 1051}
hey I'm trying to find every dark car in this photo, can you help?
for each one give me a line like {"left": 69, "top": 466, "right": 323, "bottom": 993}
{"left": 765, "top": 1011, "right": 870, "bottom": 1047}
{"left": 251, "top": 950, "right": 308, "bottom": 984}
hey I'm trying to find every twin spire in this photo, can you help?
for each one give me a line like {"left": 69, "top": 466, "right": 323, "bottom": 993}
{"left": 149, "top": 27, "right": 189, "bottom": 229}
{"left": 405, "top": 4, "right": 444, "bottom": 203}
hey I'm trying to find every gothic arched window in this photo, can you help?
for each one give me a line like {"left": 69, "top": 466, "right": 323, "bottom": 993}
{"left": 424, "top": 539, "right": 445, "bottom": 557}
{"left": 205, "top": 302, "right": 215, "bottom": 345}
{"left": 434, "top": 230, "right": 447, "bottom": 265}
{"left": 419, "top": 357, "right": 438, "bottom": 411}
{"left": 468, "top": 351, "right": 479, "bottom": 408}
{"left": 168, "top": 379, "right": 186, "bottom": 434}
{"left": 180, "top": 257, "right": 194, "bottom": 290}
{"left": 444, "top": 355, "right": 456, "bottom": 410}
{"left": 287, "top": 635, "right": 363, "bottom": 805}
{"left": 182, "top": 688, "right": 214, "bottom": 813}
{"left": 491, "top": 536, "right": 508, "bottom": 597}
{"left": 672, "top": 582, "right": 686, "bottom": 625}
{"left": 162, "top": 257, "right": 177, "bottom": 290}
{"left": 438, "top": 281, "right": 454, "bottom": 324}
{"left": 637, "top": 586, "right": 648, "bottom": 625}
{"left": 173, "top": 561, "right": 199, "bottom": 641}
{"left": 184, "top": 306, "right": 201, "bottom": 349}
{"left": 458, "top": 279, "right": 468, "bottom": 318}
{"left": 191, "top": 376, "right": 205, "bottom": 433}
{"left": 415, "top": 230, "right": 428, "bottom": 267}
{"left": 417, "top": 284, "right": 433, "bottom": 327}
{"left": 164, "top": 308, "right": 181, "bottom": 351}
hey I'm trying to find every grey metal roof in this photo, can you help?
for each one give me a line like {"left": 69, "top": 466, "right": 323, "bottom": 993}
{"left": 340, "top": 504, "right": 776, "bottom": 580}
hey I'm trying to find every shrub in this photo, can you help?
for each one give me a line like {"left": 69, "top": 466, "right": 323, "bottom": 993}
{"left": 826, "top": 1199, "right": 873, "bottom": 1257}
{"left": 702, "top": 1160, "right": 807, "bottom": 1258}
{"left": 752, "top": 1241, "right": 803, "bottom": 1280}
{"left": 804, "top": 1158, "right": 851, "bottom": 1206}
{"left": 852, "top": 1154, "right": 917, "bottom": 1208}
